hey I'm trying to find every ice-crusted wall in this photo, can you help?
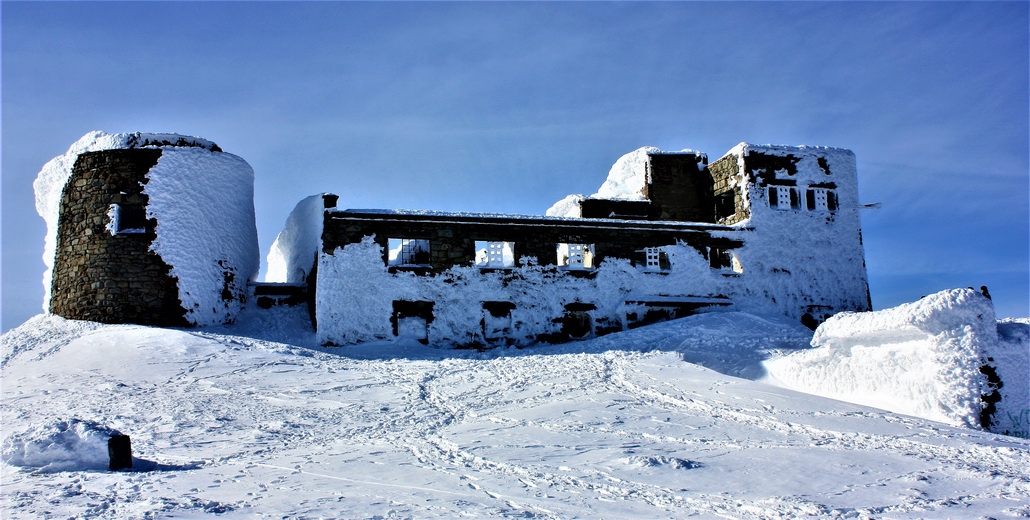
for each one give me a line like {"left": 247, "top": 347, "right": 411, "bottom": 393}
{"left": 315, "top": 237, "right": 728, "bottom": 346}
{"left": 762, "top": 288, "right": 1026, "bottom": 433}
{"left": 547, "top": 143, "right": 870, "bottom": 322}
{"left": 34, "top": 131, "right": 219, "bottom": 309}
{"left": 713, "top": 143, "right": 871, "bottom": 320}
{"left": 35, "top": 131, "right": 258, "bottom": 326}
{"left": 144, "top": 147, "right": 259, "bottom": 325}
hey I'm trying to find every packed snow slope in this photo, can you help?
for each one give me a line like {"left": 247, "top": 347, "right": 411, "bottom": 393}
{"left": 3, "top": 309, "right": 1028, "bottom": 519}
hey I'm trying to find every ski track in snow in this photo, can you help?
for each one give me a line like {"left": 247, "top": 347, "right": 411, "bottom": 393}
{"left": 2, "top": 312, "right": 1029, "bottom": 519}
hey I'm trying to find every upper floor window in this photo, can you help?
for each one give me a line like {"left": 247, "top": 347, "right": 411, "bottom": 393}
{"left": 388, "top": 238, "right": 431, "bottom": 266}
{"left": 806, "top": 188, "right": 838, "bottom": 211}
{"left": 557, "top": 243, "right": 595, "bottom": 269}
{"left": 475, "top": 241, "right": 515, "bottom": 268}
{"left": 107, "top": 203, "right": 147, "bottom": 235}
{"left": 768, "top": 186, "right": 800, "bottom": 210}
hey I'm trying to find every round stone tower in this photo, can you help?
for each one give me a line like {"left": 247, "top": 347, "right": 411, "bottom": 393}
{"left": 37, "top": 132, "right": 259, "bottom": 327}
{"left": 49, "top": 147, "right": 185, "bottom": 325}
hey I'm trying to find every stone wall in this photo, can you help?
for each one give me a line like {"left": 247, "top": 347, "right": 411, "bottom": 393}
{"left": 708, "top": 153, "right": 749, "bottom": 225}
{"left": 49, "top": 149, "right": 187, "bottom": 326}
{"left": 323, "top": 211, "right": 743, "bottom": 272}
{"left": 643, "top": 153, "right": 715, "bottom": 223}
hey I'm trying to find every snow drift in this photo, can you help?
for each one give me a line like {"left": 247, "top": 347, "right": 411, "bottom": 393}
{"left": 264, "top": 194, "right": 328, "bottom": 283}
{"left": 764, "top": 288, "right": 1027, "bottom": 433}
{"left": 2, "top": 310, "right": 1028, "bottom": 519}
{"left": 2, "top": 419, "right": 124, "bottom": 474}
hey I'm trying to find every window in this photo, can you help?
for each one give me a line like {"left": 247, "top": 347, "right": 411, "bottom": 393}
{"left": 715, "top": 192, "right": 737, "bottom": 220}
{"left": 475, "top": 241, "right": 515, "bottom": 268}
{"left": 391, "top": 300, "right": 434, "bottom": 344}
{"left": 387, "top": 238, "right": 431, "bottom": 266}
{"left": 710, "top": 247, "right": 744, "bottom": 273}
{"left": 768, "top": 186, "right": 800, "bottom": 210}
{"left": 107, "top": 203, "right": 147, "bottom": 235}
{"left": 806, "top": 188, "right": 838, "bottom": 212}
{"left": 557, "top": 243, "right": 595, "bottom": 269}
{"left": 482, "top": 301, "right": 515, "bottom": 342}
{"left": 562, "top": 302, "right": 596, "bottom": 340}
{"left": 639, "top": 247, "right": 670, "bottom": 271}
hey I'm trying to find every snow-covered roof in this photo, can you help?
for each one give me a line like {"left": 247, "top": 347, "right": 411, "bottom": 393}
{"left": 334, "top": 208, "right": 736, "bottom": 230}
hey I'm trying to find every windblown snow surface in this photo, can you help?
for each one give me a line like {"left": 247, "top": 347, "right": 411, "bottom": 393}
{"left": 3, "top": 304, "right": 1029, "bottom": 519}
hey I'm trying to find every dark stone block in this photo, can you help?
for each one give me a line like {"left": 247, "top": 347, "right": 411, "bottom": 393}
{"left": 108, "top": 434, "right": 132, "bottom": 470}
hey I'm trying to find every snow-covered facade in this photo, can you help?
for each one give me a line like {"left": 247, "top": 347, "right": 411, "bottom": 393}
{"left": 36, "top": 131, "right": 259, "bottom": 327}
{"left": 308, "top": 143, "right": 872, "bottom": 347}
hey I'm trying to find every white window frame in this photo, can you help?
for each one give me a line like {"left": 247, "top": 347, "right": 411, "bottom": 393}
{"left": 475, "top": 241, "right": 515, "bottom": 268}
{"left": 808, "top": 188, "right": 833, "bottom": 211}
{"left": 557, "top": 243, "right": 595, "bottom": 269}
{"left": 641, "top": 247, "right": 669, "bottom": 272}
{"left": 771, "top": 186, "right": 798, "bottom": 210}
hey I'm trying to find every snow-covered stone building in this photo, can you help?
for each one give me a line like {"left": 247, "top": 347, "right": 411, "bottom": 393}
{"left": 36, "top": 132, "right": 259, "bottom": 327}
{"left": 269, "top": 143, "right": 872, "bottom": 347}
{"left": 37, "top": 132, "right": 869, "bottom": 345}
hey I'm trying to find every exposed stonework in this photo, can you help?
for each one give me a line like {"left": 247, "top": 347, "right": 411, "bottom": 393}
{"left": 709, "top": 153, "right": 749, "bottom": 225}
{"left": 49, "top": 149, "right": 187, "bottom": 326}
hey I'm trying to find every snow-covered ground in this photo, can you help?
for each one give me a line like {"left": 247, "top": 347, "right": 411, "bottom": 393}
{"left": 3, "top": 305, "right": 1028, "bottom": 519}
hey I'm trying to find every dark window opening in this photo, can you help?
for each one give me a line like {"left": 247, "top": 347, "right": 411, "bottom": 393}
{"left": 111, "top": 203, "right": 147, "bottom": 234}
{"left": 561, "top": 302, "right": 596, "bottom": 340}
{"left": 709, "top": 247, "right": 734, "bottom": 270}
{"left": 482, "top": 301, "right": 516, "bottom": 342}
{"left": 715, "top": 192, "right": 736, "bottom": 220}
{"left": 391, "top": 300, "right": 434, "bottom": 344}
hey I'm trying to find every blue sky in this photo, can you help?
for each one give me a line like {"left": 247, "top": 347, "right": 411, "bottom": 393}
{"left": 3, "top": 1, "right": 1028, "bottom": 330}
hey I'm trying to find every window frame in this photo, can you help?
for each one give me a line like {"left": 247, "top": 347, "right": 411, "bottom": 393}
{"left": 474, "top": 240, "right": 516, "bottom": 269}
{"left": 387, "top": 238, "right": 432, "bottom": 267}
{"left": 107, "top": 203, "right": 148, "bottom": 235}
{"left": 768, "top": 185, "right": 800, "bottom": 210}
{"left": 556, "top": 243, "right": 595, "bottom": 270}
